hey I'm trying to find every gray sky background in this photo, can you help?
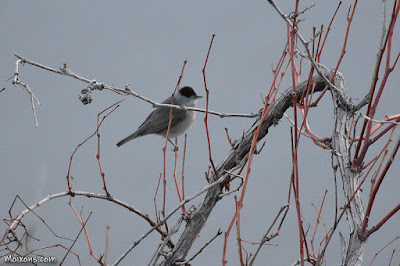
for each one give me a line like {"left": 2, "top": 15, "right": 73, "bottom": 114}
{"left": 1, "top": 1, "right": 399, "bottom": 265}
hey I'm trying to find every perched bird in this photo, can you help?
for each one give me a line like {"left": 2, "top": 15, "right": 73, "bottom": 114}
{"left": 117, "top": 86, "right": 202, "bottom": 147}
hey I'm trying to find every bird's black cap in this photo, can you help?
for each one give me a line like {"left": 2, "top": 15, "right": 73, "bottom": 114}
{"left": 179, "top": 86, "right": 201, "bottom": 98}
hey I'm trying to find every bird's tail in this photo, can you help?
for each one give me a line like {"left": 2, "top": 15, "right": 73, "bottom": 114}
{"left": 116, "top": 132, "right": 140, "bottom": 147}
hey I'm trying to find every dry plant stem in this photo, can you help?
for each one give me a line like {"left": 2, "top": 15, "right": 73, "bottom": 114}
{"left": 361, "top": 135, "right": 400, "bottom": 238}
{"left": 224, "top": 128, "right": 234, "bottom": 147}
{"left": 12, "top": 54, "right": 258, "bottom": 119}
{"left": 96, "top": 102, "right": 124, "bottom": 195}
{"left": 161, "top": 60, "right": 187, "bottom": 233}
{"left": 358, "top": 115, "right": 400, "bottom": 143}
{"left": 202, "top": 34, "right": 219, "bottom": 181}
{"left": 148, "top": 244, "right": 162, "bottom": 266}
{"left": 176, "top": 229, "right": 222, "bottom": 265}
{"left": 311, "top": 190, "right": 328, "bottom": 258}
{"left": 235, "top": 197, "right": 244, "bottom": 266}
{"left": 368, "top": 236, "right": 400, "bottom": 266}
{"left": 388, "top": 249, "right": 396, "bottom": 265}
{"left": 31, "top": 244, "right": 82, "bottom": 265}
{"left": 354, "top": 0, "right": 400, "bottom": 166}
{"left": 173, "top": 138, "right": 183, "bottom": 202}
{"left": 66, "top": 100, "right": 123, "bottom": 192}
{"left": 154, "top": 173, "right": 162, "bottom": 224}
{"left": 59, "top": 214, "right": 88, "bottom": 265}
{"left": 356, "top": 30, "right": 400, "bottom": 168}
{"left": 331, "top": 154, "right": 339, "bottom": 230}
{"left": 171, "top": 137, "right": 188, "bottom": 215}
{"left": 221, "top": 170, "right": 247, "bottom": 265}
{"left": 287, "top": 4, "right": 308, "bottom": 263}
{"left": 12, "top": 59, "right": 40, "bottom": 127}
{"left": 248, "top": 204, "right": 289, "bottom": 266}
{"left": 104, "top": 226, "right": 110, "bottom": 266}
{"left": 317, "top": 2, "right": 342, "bottom": 61}
{"left": 68, "top": 201, "right": 98, "bottom": 262}
{"left": 11, "top": 243, "right": 80, "bottom": 265}
{"left": 180, "top": 134, "right": 188, "bottom": 214}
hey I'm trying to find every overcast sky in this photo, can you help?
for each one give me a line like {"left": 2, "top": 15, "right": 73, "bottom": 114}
{"left": 1, "top": 1, "right": 399, "bottom": 265}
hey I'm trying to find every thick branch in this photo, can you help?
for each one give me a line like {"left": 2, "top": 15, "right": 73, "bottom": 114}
{"left": 329, "top": 72, "right": 366, "bottom": 266}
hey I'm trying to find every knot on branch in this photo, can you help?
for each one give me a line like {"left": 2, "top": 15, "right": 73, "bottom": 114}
{"left": 78, "top": 81, "right": 105, "bottom": 105}
{"left": 60, "top": 63, "right": 72, "bottom": 75}
{"left": 91, "top": 82, "right": 105, "bottom": 91}
{"left": 78, "top": 88, "right": 93, "bottom": 105}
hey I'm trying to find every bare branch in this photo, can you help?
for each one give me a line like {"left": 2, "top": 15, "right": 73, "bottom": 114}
{"left": 248, "top": 204, "right": 289, "bottom": 266}
{"left": 3, "top": 191, "right": 172, "bottom": 249}
{"left": 12, "top": 59, "right": 41, "bottom": 127}
{"left": 12, "top": 54, "right": 260, "bottom": 119}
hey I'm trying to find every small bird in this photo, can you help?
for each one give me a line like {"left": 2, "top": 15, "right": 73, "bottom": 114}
{"left": 117, "top": 86, "right": 202, "bottom": 147}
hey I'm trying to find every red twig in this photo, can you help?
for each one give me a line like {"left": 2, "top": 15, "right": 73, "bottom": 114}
{"left": 154, "top": 173, "right": 162, "bottom": 223}
{"left": 66, "top": 100, "right": 123, "bottom": 193}
{"left": 368, "top": 235, "right": 400, "bottom": 265}
{"left": 222, "top": 48, "right": 287, "bottom": 266}
{"left": 96, "top": 101, "right": 124, "bottom": 195}
{"left": 224, "top": 128, "right": 234, "bottom": 147}
{"left": 287, "top": 2, "right": 309, "bottom": 263}
{"left": 360, "top": 134, "right": 400, "bottom": 237}
{"left": 161, "top": 60, "right": 187, "bottom": 232}
{"left": 310, "top": 0, "right": 358, "bottom": 108}
{"left": 355, "top": 115, "right": 400, "bottom": 142}
{"left": 171, "top": 137, "right": 188, "bottom": 215}
{"left": 311, "top": 190, "right": 328, "bottom": 257}
{"left": 354, "top": 0, "right": 400, "bottom": 167}
{"left": 68, "top": 199, "right": 98, "bottom": 262}
{"left": 317, "top": 2, "right": 342, "bottom": 61}
{"left": 181, "top": 134, "right": 187, "bottom": 204}
{"left": 235, "top": 197, "right": 244, "bottom": 266}
{"left": 202, "top": 34, "right": 219, "bottom": 182}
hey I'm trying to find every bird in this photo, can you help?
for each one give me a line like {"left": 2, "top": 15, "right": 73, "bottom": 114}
{"left": 116, "top": 86, "right": 202, "bottom": 148}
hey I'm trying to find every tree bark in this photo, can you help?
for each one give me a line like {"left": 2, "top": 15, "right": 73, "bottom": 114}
{"left": 329, "top": 71, "right": 367, "bottom": 266}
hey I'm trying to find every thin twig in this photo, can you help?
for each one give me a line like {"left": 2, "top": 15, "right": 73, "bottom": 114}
{"left": 176, "top": 229, "right": 223, "bottom": 265}
{"left": 248, "top": 204, "right": 289, "bottom": 266}
{"left": 152, "top": 216, "right": 183, "bottom": 266}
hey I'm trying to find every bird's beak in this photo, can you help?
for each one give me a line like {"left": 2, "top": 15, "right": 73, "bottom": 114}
{"left": 195, "top": 95, "right": 203, "bottom": 99}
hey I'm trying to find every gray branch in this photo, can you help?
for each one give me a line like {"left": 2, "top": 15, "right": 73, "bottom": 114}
{"left": 12, "top": 54, "right": 259, "bottom": 119}
{"left": 329, "top": 72, "right": 366, "bottom": 265}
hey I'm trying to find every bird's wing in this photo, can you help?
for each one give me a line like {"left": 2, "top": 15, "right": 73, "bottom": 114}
{"left": 134, "top": 98, "right": 187, "bottom": 136}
